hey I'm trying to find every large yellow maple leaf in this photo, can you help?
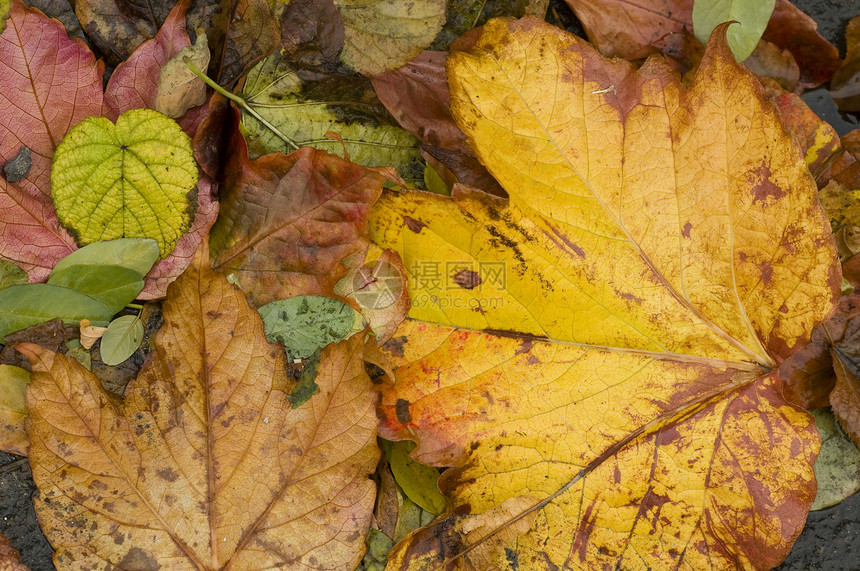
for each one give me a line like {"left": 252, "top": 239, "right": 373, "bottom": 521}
{"left": 371, "top": 18, "right": 840, "bottom": 570}
{"left": 17, "top": 243, "right": 380, "bottom": 569}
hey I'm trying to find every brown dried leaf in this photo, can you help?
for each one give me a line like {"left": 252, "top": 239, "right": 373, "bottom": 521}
{"left": 17, "top": 244, "right": 380, "bottom": 569}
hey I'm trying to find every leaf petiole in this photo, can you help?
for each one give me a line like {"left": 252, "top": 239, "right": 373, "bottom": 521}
{"left": 183, "top": 58, "right": 299, "bottom": 151}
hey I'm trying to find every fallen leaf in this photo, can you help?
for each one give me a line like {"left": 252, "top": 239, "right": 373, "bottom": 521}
{"left": 830, "top": 15, "right": 860, "bottom": 112}
{"left": 0, "top": 0, "right": 102, "bottom": 281}
{"left": 17, "top": 242, "right": 380, "bottom": 569}
{"left": 0, "top": 530, "right": 28, "bottom": 571}
{"left": 258, "top": 295, "right": 362, "bottom": 361}
{"left": 335, "top": 0, "right": 446, "bottom": 76}
{"left": 0, "top": 365, "right": 28, "bottom": 456}
{"left": 760, "top": 0, "right": 842, "bottom": 89}
{"left": 0, "top": 284, "right": 112, "bottom": 341}
{"left": 744, "top": 39, "right": 799, "bottom": 92}
{"left": 831, "top": 341, "right": 860, "bottom": 450}
{"left": 73, "top": 0, "right": 173, "bottom": 64}
{"left": 21, "top": 0, "right": 83, "bottom": 41}
{"left": 98, "top": 314, "right": 144, "bottom": 366}
{"left": 217, "top": 0, "right": 280, "bottom": 86}
{"left": 209, "top": 108, "right": 385, "bottom": 307}
{"left": 372, "top": 51, "right": 471, "bottom": 154}
{"left": 51, "top": 109, "right": 198, "bottom": 257}
{"left": 0, "top": 0, "right": 9, "bottom": 32}
{"left": 240, "top": 49, "right": 425, "bottom": 185}
{"left": 381, "top": 439, "right": 446, "bottom": 515}
{"left": 154, "top": 32, "right": 211, "bottom": 118}
{"left": 692, "top": 0, "right": 775, "bottom": 62}
{"left": 371, "top": 18, "right": 838, "bottom": 569}
{"left": 810, "top": 408, "right": 860, "bottom": 510}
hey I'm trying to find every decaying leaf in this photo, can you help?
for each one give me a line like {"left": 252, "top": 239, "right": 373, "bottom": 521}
{"left": 98, "top": 314, "right": 144, "bottom": 366}
{"left": 371, "top": 18, "right": 839, "bottom": 569}
{"left": 17, "top": 243, "right": 380, "bottom": 569}
{"left": 810, "top": 408, "right": 860, "bottom": 510}
{"left": 241, "top": 50, "right": 425, "bottom": 185}
{"left": 0, "top": 364, "right": 28, "bottom": 456}
{"left": 51, "top": 109, "right": 198, "bottom": 257}
{"left": 154, "top": 32, "right": 211, "bottom": 118}
{"left": 0, "top": 0, "right": 102, "bottom": 281}
{"left": 334, "top": 0, "right": 446, "bottom": 76}
{"left": 0, "top": 530, "right": 28, "bottom": 571}
{"left": 2, "top": 146, "right": 31, "bottom": 183}
{"left": 830, "top": 15, "right": 860, "bottom": 112}
{"left": 209, "top": 108, "right": 385, "bottom": 307}
{"left": 258, "top": 295, "right": 362, "bottom": 361}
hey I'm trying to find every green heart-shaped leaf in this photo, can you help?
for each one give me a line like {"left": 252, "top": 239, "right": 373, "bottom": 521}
{"left": 51, "top": 109, "right": 198, "bottom": 257}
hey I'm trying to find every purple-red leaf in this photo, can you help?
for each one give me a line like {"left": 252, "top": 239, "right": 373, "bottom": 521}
{"left": 0, "top": 0, "right": 102, "bottom": 281}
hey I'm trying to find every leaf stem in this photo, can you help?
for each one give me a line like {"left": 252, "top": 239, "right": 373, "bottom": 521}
{"left": 126, "top": 303, "right": 143, "bottom": 310}
{"left": 184, "top": 58, "right": 300, "bottom": 151}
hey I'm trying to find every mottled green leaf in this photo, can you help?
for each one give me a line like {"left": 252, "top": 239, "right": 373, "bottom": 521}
{"left": 241, "top": 52, "right": 424, "bottom": 185}
{"left": 811, "top": 408, "right": 860, "bottom": 510}
{"left": 51, "top": 109, "right": 198, "bottom": 257}
{"left": 0, "top": 0, "right": 10, "bottom": 34}
{"left": 99, "top": 314, "right": 144, "bottom": 366}
{"left": 0, "top": 259, "right": 27, "bottom": 290}
{"left": 258, "top": 295, "right": 362, "bottom": 361}
{"left": 693, "top": 0, "right": 776, "bottom": 61}
{"left": 0, "top": 284, "right": 111, "bottom": 341}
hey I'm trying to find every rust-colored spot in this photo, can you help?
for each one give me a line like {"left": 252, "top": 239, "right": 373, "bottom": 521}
{"left": 404, "top": 216, "right": 425, "bottom": 233}
{"left": 395, "top": 398, "right": 412, "bottom": 424}
{"left": 749, "top": 160, "right": 787, "bottom": 205}
{"left": 382, "top": 335, "right": 407, "bottom": 358}
{"left": 452, "top": 269, "right": 482, "bottom": 289}
{"left": 156, "top": 467, "right": 179, "bottom": 482}
{"left": 542, "top": 223, "right": 586, "bottom": 258}
{"left": 682, "top": 221, "right": 692, "bottom": 238}
{"left": 759, "top": 260, "right": 774, "bottom": 285}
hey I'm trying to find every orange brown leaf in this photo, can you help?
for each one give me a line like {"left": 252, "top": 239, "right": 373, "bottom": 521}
{"left": 17, "top": 243, "right": 380, "bottom": 569}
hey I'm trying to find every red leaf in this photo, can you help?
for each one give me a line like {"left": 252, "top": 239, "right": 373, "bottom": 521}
{"left": 0, "top": 0, "right": 103, "bottom": 281}
{"left": 209, "top": 108, "right": 384, "bottom": 307}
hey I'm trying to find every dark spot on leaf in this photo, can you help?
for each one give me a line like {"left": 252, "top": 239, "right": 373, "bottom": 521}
{"left": 452, "top": 269, "right": 482, "bottom": 289}
{"left": 382, "top": 335, "right": 407, "bottom": 358}
{"left": 404, "top": 216, "right": 425, "bottom": 233}
{"left": 395, "top": 398, "right": 412, "bottom": 424}
{"left": 505, "top": 547, "right": 519, "bottom": 569}
{"left": 682, "top": 221, "right": 692, "bottom": 238}
{"left": 759, "top": 260, "right": 773, "bottom": 285}
{"left": 3, "top": 146, "right": 31, "bottom": 182}
{"left": 749, "top": 160, "right": 787, "bottom": 205}
{"left": 364, "top": 362, "right": 386, "bottom": 383}
{"left": 118, "top": 547, "right": 160, "bottom": 571}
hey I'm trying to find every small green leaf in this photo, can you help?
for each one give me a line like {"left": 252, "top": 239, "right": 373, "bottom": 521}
{"left": 0, "top": 259, "right": 28, "bottom": 290}
{"left": 48, "top": 266, "right": 144, "bottom": 315}
{"left": 258, "top": 295, "right": 363, "bottom": 361}
{"left": 381, "top": 439, "right": 446, "bottom": 515}
{"left": 0, "top": 284, "right": 112, "bottom": 342}
{"left": 358, "top": 528, "right": 394, "bottom": 571}
{"left": 51, "top": 238, "right": 159, "bottom": 277}
{"left": 51, "top": 109, "right": 198, "bottom": 257}
{"left": 692, "top": 0, "right": 775, "bottom": 61}
{"left": 99, "top": 315, "right": 144, "bottom": 366}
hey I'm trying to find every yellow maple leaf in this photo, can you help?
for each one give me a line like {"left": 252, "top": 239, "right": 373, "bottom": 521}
{"left": 371, "top": 18, "right": 840, "bottom": 570}
{"left": 17, "top": 243, "right": 380, "bottom": 570}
